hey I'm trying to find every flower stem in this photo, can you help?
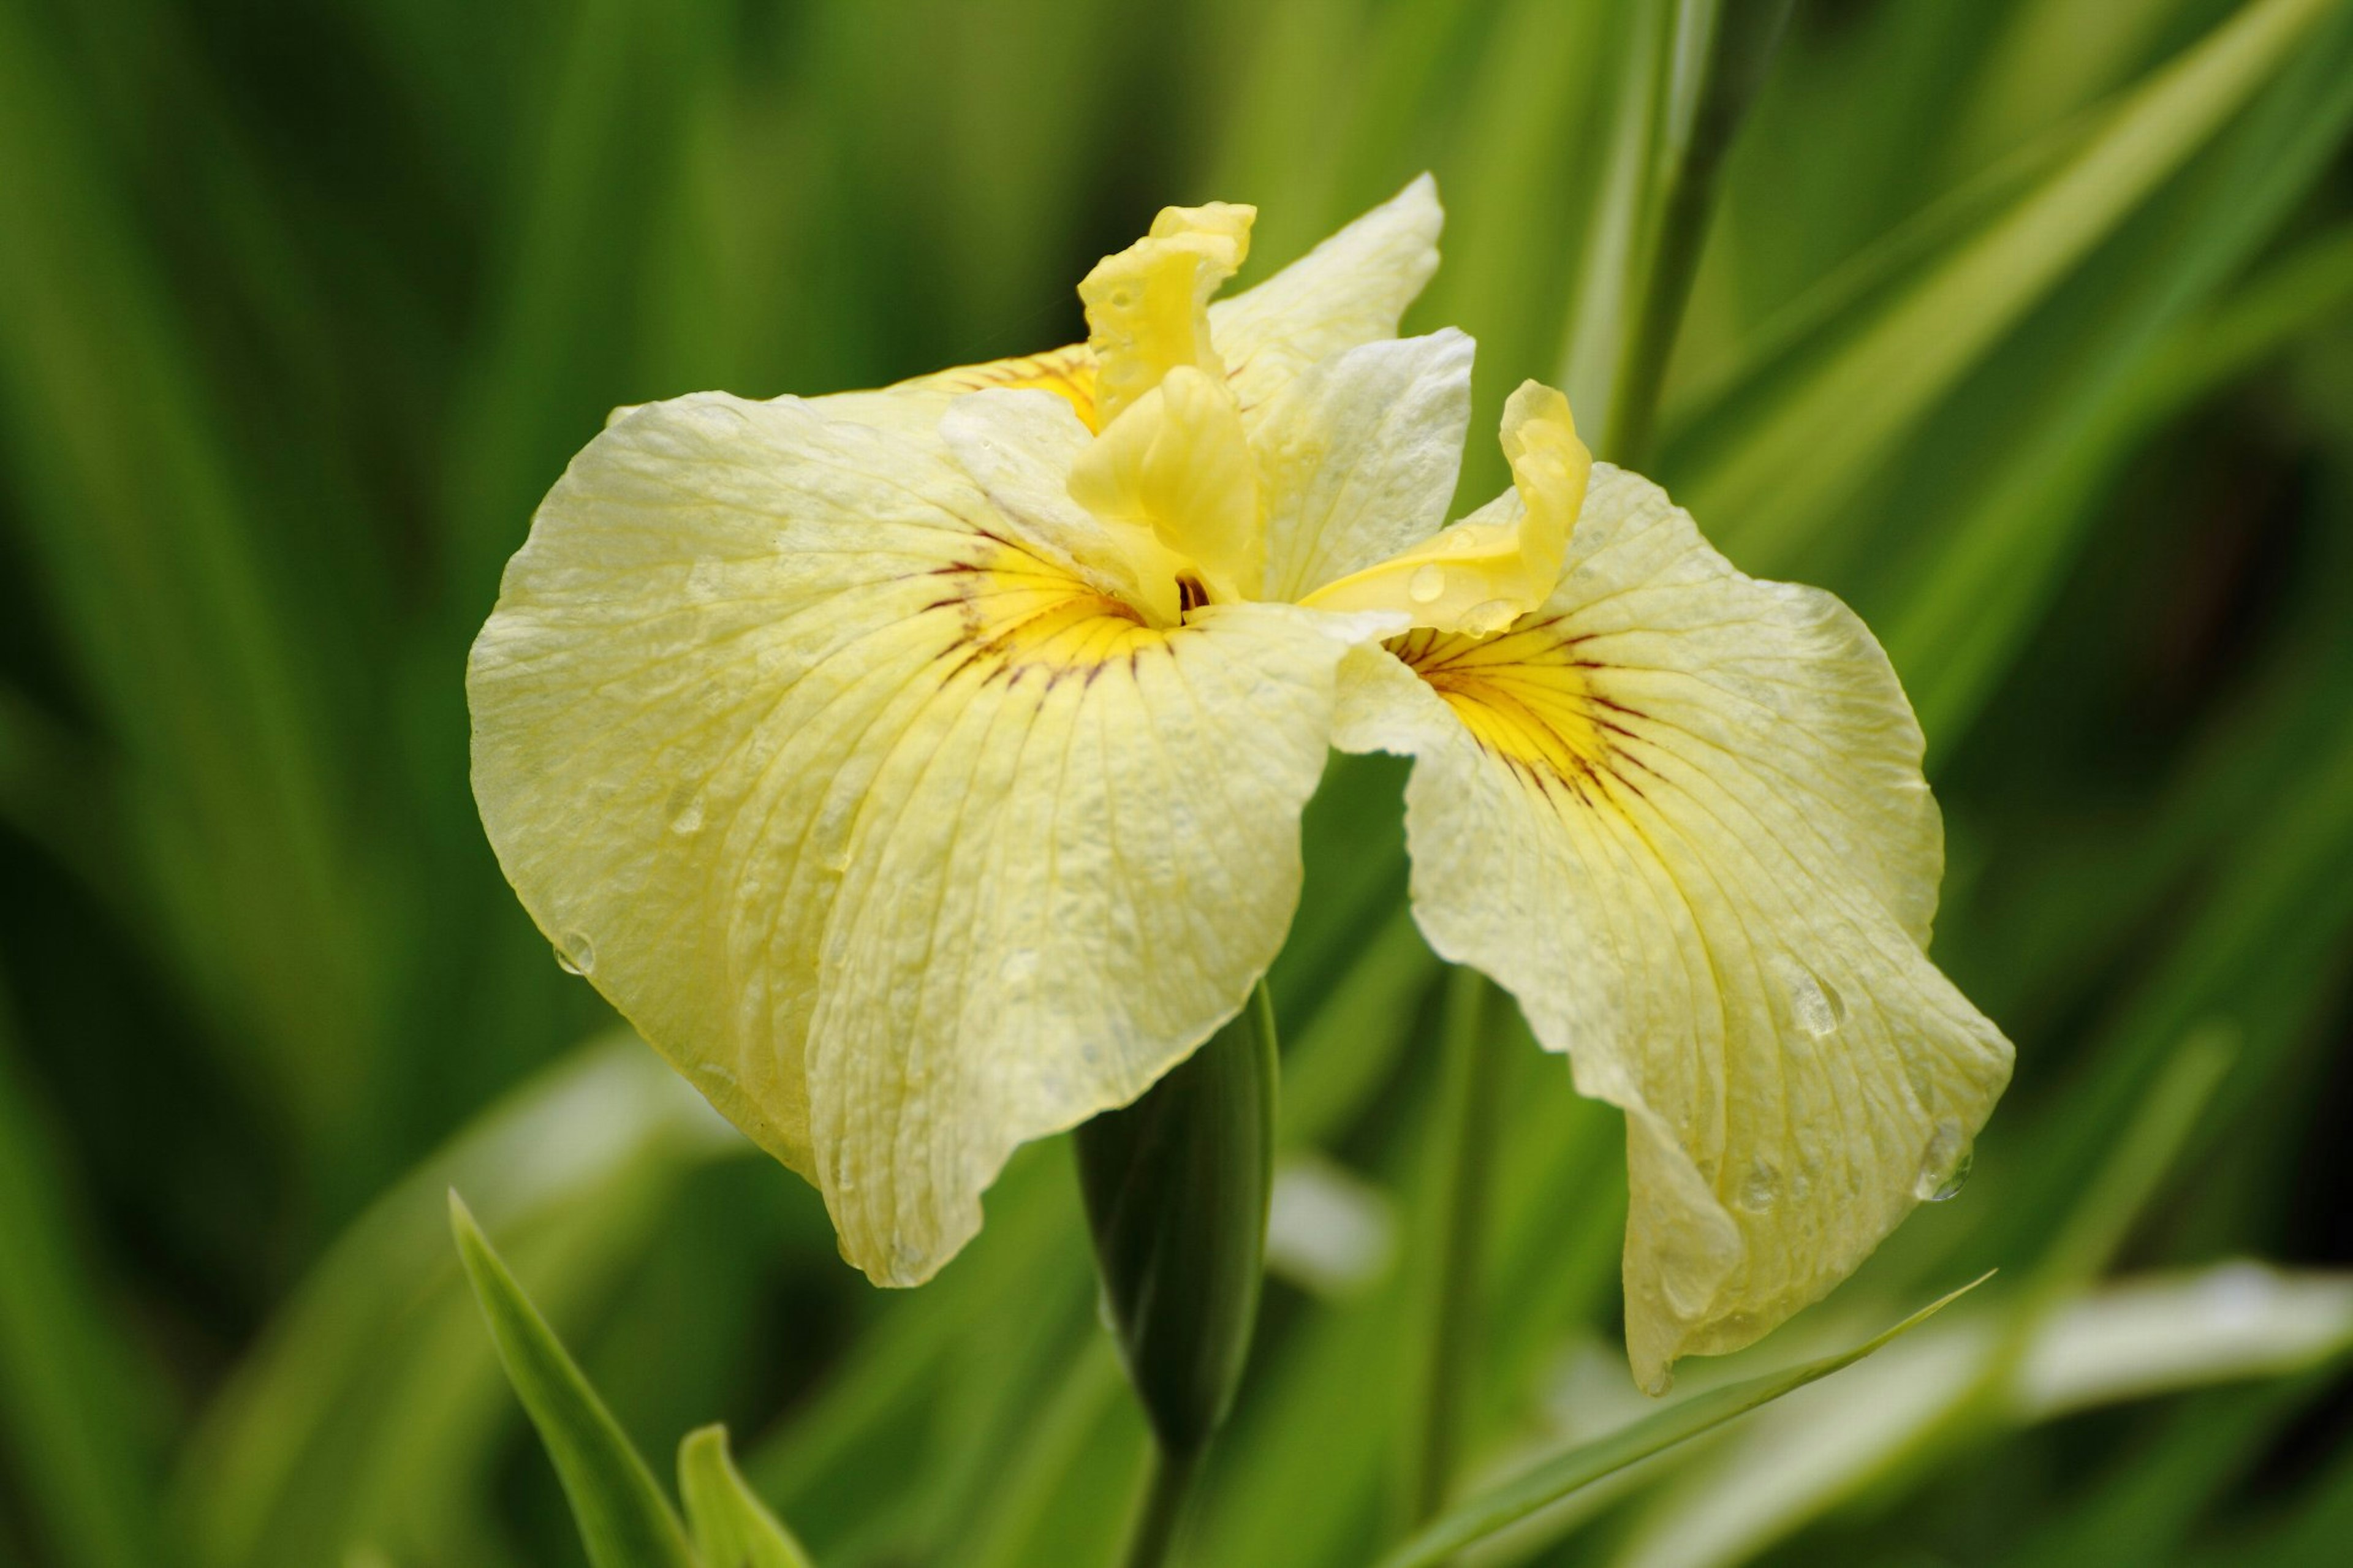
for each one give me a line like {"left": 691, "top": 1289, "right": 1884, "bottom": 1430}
{"left": 1406, "top": 964, "right": 1501, "bottom": 1524}
{"left": 1607, "top": 0, "right": 1795, "bottom": 469}
{"left": 1117, "top": 1442, "right": 1202, "bottom": 1568}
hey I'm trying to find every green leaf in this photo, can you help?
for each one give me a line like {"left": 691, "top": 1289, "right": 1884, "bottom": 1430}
{"left": 679, "top": 1425, "right": 814, "bottom": 1568}
{"left": 173, "top": 1035, "right": 733, "bottom": 1568}
{"left": 0, "top": 985, "right": 158, "bottom": 1568}
{"left": 1881, "top": 9, "right": 2353, "bottom": 744}
{"left": 1684, "top": 0, "right": 2341, "bottom": 566}
{"left": 0, "top": 0, "right": 373, "bottom": 1144}
{"left": 1585, "top": 0, "right": 1796, "bottom": 465}
{"left": 1370, "top": 1274, "right": 1993, "bottom": 1568}
{"left": 448, "top": 1191, "right": 699, "bottom": 1568}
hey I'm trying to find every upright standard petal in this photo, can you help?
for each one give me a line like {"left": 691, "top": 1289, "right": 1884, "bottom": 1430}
{"left": 805, "top": 176, "right": 1441, "bottom": 444}
{"left": 1252, "top": 328, "right": 1474, "bottom": 604}
{"left": 469, "top": 392, "right": 1380, "bottom": 1284}
{"left": 1209, "top": 173, "right": 1444, "bottom": 425}
{"left": 1332, "top": 463, "right": 2011, "bottom": 1392}
{"left": 1301, "top": 381, "right": 1591, "bottom": 635}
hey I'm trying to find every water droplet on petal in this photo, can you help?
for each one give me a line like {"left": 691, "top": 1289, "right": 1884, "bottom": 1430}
{"left": 1408, "top": 564, "right": 1447, "bottom": 605}
{"left": 1460, "top": 599, "right": 1520, "bottom": 635}
{"left": 1737, "top": 1161, "right": 1780, "bottom": 1213}
{"left": 669, "top": 798, "right": 705, "bottom": 835}
{"left": 1914, "top": 1118, "right": 1972, "bottom": 1202}
{"left": 554, "top": 931, "right": 596, "bottom": 977}
{"left": 1773, "top": 956, "right": 1843, "bottom": 1037}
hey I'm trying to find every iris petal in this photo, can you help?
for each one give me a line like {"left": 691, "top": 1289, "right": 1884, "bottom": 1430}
{"left": 1252, "top": 328, "right": 1474, "bottom": 603}
{"left": 1332, "top": 462, "right": 2011, "bottom": 1390}
{"left": 469, "top": 392, "right": 1379, "bottom": 1284}
{"left": 1211, "top": 173, "right": 1445, "bottom": 429}
{"left": 809, "top": 175, "right": 1445, "bottom": 447}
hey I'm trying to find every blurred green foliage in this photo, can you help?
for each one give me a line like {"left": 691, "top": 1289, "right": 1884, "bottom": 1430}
{"left": 2, "top": 0, "right": 2351, "bottom": 1564}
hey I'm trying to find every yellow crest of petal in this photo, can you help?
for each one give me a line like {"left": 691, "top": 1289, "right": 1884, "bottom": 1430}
{"left": 901, "top": 343, "right": 1104, "bottom": 431}
{"left": 1301, "top": 380, "right": 1590, "bottom": 634}
{"left": 1067, "top": 365, "right": 1263, "bottom": 607}
{"left": 1080, "top": 202, "right": 1255, "bottom": 425}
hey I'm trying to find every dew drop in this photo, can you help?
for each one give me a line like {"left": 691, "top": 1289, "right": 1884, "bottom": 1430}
{"left": 1460, "top": 599, "right": 1520, "bottom": 636}
{"left": 1914, "top": 1118, "right": 1972, "bottom": 1202}
{"left": 1408, "top": 564, "right": 1448, "bottom": 605}
{"left": 554, "top": 931, "right": 596, "bottom": 977}
{"left": 1773, "top": 956, "right": 1844, "bottom": 1037}
{"left": 1737, "top": 1161, "right": 1780, "bottom": 1213}
{"left": 669, "top": 798, "right": 705, "bottom": 835}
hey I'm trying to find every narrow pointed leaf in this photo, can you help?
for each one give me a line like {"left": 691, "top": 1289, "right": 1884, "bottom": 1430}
{"left": 680, "top": 1425, "right": 814, "bottom": 1568}
{"left": 449, "top": 1192, "right": 699, "bottom": 1568}
{"left": 1686, "top": 0, "right": 2340, "bottom": 564}
{"left": 1371, "top": 1274, "right": 1991, "bottom": 1568}
{"left": 0, "top": 994, "right": 157, "bottom": 1568}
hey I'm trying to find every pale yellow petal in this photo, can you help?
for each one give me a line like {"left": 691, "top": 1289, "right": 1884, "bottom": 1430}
{"left": 470, "top": 393, "right": 995, "bottom": 1175}
{"left": 1302, "top": 381, "right": 1590, "bottom": 635}
{"left": 814, "top": 343, "right": 1103, "bottom": 438}
{"left": 1066, "top": 365, "right": 1262, "bottom": 605}
{"left": 797, "top": 175, "right": 1442, "bottom": 447}
{"left": 1208, "top": 173, "right": 1443, "bottom": 427}
{"left": 470, "top": 392, "right": 1382, "bottom": 1282}
{"left": 1253, "top": 328, "right": 1474, "bottom": 603}
{"left": 804, "top": 599, "right": 1386, "bottom": 1282}
{"left": 1332, "top": 463, "right": 2010, "bottom": 1391}
{"left": 1080, "top": 202, "right": 1256, "bottom": 425}
{"left": 938, "top": 388, "right": 1185, "bottom": 625}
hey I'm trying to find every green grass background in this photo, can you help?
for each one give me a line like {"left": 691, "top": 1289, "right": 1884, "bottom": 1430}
{"left": 2, "top": 0, "right": 2352, "bottom": 1563}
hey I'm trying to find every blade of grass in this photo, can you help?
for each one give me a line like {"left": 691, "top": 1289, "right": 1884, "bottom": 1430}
{"left": 0, "top": 983, "right": 160, "bottom": 1568}
{"left": 171, "top": 1036, "right": 735, "bottom": 1568}
{"left": 1373, "top": 1275, "right": 1990, "bottom": 1568}
{"left": 1603, "top": 0, "right": 1796, "bottom": 467}
{"left": 2009, "top": 1376, "right": 2335, "bottom": 1568}
{"left": 1401, "top": 966, "right": 1502, "bottom": 1521}
{"left": 450, "top": 1192, "right": 699, "bottom": 1568}
{"left": 1883, "top": 9, "right": 2353, "bottom": 743}
{"left": 1682, "top": 0, "right": 2341, "bottom": 566}
{"left": 1609, "top": 1266, "right": 2353, "bottom": 1568}
{"left": 0, "top": 0, "right": 373, "bottom": 1141}
{"left": 678, "top": 1425, "right": 813, "bottom": 1568}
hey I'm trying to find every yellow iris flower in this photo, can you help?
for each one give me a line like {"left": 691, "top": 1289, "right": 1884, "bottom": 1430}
{"left": 468, "top": 175, "right": 2010, "bottom": 1390}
